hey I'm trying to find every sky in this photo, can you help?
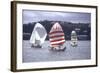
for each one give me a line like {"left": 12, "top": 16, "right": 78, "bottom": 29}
{"left": 22, "top": 10, "right": 91, "bottom": 24}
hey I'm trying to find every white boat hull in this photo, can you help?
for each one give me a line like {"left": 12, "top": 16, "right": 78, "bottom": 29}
{"left": 71, "top": 40, "right": 78, "bottom": 47}
{"left": 49, "top": 42, "right": 66, "bottom": 51}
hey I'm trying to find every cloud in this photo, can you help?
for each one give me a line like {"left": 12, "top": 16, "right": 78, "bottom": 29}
{"left": 23, "top": 10, "right": 91, "bottom": 24}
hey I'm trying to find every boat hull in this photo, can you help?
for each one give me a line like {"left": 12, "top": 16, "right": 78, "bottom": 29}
{"left": 71, "top": 40, "right": 78, "bottom": 47}
{"left": 49, "top": 42, "right": 66, "bottom": 51}
{"left": 31, "top": 44, "right": 41, "bottom": 48}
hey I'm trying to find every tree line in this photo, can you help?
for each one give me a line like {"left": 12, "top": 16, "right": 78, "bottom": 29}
{"left": 23, "top": 20, "right": 91, "bottom": 40}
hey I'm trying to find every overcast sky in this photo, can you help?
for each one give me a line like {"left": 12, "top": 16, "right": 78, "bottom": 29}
{"left": 22, "top": 10, "right": 91, "bottom": 24}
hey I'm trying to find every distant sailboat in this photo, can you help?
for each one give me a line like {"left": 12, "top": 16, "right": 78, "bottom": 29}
{"left": 30, "top": 23, "right": 47, "bottom": 48}
{"left": 49, "top": 22, "right": 66, "bottom": 51}
{"left": 70, "top": 30, "right": 78, "bottom": 47}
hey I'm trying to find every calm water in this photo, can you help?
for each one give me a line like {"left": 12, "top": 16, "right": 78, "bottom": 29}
{"left": 22, "top": 41, "right": 91, "bottom": 63}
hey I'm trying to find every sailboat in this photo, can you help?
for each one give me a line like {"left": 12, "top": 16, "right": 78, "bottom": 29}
{"left": 30, "top": 23, "right": 47, "bottom": 48}
{"left": 70, "top": 30, "right": 78, "bottom": 47}
{"left": 49, "top": 22, "right": 66, "bottom": 51}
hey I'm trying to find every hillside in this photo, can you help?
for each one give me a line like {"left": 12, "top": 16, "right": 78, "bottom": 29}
{"left": 23, "top": 20, "right": 91, "bottom": 40}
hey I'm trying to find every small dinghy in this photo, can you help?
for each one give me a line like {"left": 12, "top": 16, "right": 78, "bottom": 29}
{"left": 49, "top": 22, "right": 66, "bottom": 51}
{"left": 30, "top": 23, "right": 47, "bottom": 48}
{"left": 70, "top": 30, "right": 78, "bottom": 47}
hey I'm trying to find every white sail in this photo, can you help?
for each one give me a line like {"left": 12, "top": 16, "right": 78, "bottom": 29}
{"left": 30, "top": 23, "right": 47, "bottom": 47}
{"left": 49, "top": 22, "right": 66, "bottom": 51}
{"left": 71, "top": 30, "right": 78, "bottom": 46}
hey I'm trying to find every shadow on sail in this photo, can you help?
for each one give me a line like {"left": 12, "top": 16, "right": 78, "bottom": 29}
{"left": 49, "top": 22, "right": 66, "bottom": 51}
{"left": 70, "top": 30, "right": 78, "bottom": 47}
{"left": 30, "top": 23, "right": 47, "bottom": 48}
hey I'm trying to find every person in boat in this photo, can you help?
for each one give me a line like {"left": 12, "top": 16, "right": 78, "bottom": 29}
{"left": 30, "top": 23, "right": 47, "bottom": 48}
{"left": 70, "top": 30, "right": 78, "bottom": 47}
{"left": 49, "top": 22, "right": 66, "bottom": 51}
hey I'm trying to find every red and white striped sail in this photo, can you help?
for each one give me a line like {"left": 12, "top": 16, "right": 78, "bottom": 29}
{"left": 49, "top": 22, "right": 65, "bottom": 48}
